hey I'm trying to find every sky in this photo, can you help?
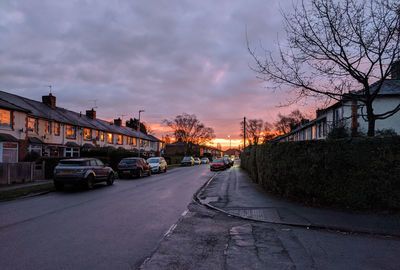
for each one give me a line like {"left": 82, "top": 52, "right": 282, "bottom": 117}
{"left": 0, "top": 0, "right": 320, "bottom": 149}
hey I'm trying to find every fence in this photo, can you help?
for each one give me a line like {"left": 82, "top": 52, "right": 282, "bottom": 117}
{"left": 0, "top": 162, "right": 45, "bottom": 185}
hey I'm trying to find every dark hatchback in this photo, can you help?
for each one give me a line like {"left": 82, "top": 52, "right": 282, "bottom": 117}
{"left": 53, "top": 158, "right": 115, "bottom": 190}
{"left": 117, "top": 157, "right": 152, "bottom": 178}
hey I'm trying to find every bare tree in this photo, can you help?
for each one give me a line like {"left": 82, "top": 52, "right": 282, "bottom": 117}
{"left": 249, "top": 0, "right": 400, "bottom": 136}
{"left": 274, "top": 110, "right": 308, "bottom": 134}
{"left": 241, "top": 119, "right": 264, "bottom": 145}
{"left": 163, "top": 113, "right": 215, "bottom": 146}
{"left": 163, "top": 134, "right": 172, "bottom": 144}
{"left": 263, "top": 121, "right": 278, "bottom": 142}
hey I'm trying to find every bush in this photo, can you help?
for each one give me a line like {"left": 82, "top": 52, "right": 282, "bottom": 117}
{"left": 376, "top": 129, "right": 398, "bottom": 137}
{"left": 241, "top": 137, "right": 400, "bottom": 211}
{"left": 327, "top": 126, "right": 349, "bottom": 139}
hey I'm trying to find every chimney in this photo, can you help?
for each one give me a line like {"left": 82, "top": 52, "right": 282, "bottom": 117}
{"left": 114, "top": 118, "right": 122, "bottom": 126}
{"left": 42, "top": 93, "right": 56, "bottom": 108}
{"left": 86, "top": 109, "right": 96, "bottom": 119}
{"left": 390, "top": 60, "right": 400, "bottom": 79}
{"left": 316, "top": 109, "right": 325, "bottom": 118}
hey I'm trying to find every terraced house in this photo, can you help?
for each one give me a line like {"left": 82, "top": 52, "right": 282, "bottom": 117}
{"left": 0, "top": 91, "right": 162, "bottom": 162}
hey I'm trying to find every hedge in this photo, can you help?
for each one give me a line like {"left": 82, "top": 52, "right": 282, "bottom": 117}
{"left": 240, "top": 137, "right": 400, "bottom": 211}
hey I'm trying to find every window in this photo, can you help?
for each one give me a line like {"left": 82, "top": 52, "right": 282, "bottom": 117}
{"left": 83, "top": 128, "right": 92, "bottom": 140}
{"left": 132, "top": 138, "right": 137, "bottom": 146}
{"left": 107, "top": 133, "right": 113, "bottom": 144}
{"left": 45, "top": 121, "right": 52, "bottom": 134}
{"left": 27, "top": 118, "right": 38, "bottom": 133}
{"left": 66, "top": 125, "right": 76, "bottom": 139}
{"left": 54, "top": 122, "right": 60, "bottom": 136}
{"left": 95, "top": 130, "right": 99, "bottom": 140}
{"left": 0, "top": 109, "right": 12, "bottom": 129}
{"left": 96, "top": 159, "right": 104, "bottom": 166}
{"left": 117, "top": 134, "right": 123, "bottom": 145}
{"left": 100, "top": 131, "right": 105, "bottom": 141}
{"left": 89, "top": 160, "right": 97, "bottom": 166}
{"left": 126, "top": 136, "right": 129, "bottom": 145}
{"left": 65, "top": 147, "right": 79, "bottom": 157}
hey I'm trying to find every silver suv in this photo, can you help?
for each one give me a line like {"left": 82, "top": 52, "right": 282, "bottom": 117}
{"left": 53, "top": 158, "right": 115, "bottom": 190}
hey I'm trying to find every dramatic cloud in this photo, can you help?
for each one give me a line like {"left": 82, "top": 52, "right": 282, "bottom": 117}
{"left": 0, "top": 0, "right": 309, "bottom": 147}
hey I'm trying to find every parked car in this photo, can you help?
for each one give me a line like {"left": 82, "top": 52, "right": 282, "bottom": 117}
{"left": 117, "top": 157, "right": 151, "bottom": 178}
{"left": 53, "top": 158, "right": 115, "bottom": 190}
{"left": 181, "top": 156, "right": 195, "bottom": 166}
{"left": 194, "top": 157, "right": 201, "bottom": 165}
{"left": 200, "top": 157, "right": 209, "bottom": 164}
{"left": 147, "top": 157, "right": 167, "bottom": 173}
{"left": 223, "top": 156, "right": 232, "bottom": 168}
{"left": 224, "top": 155, "right": 234, "bottom": 167}
{"left": 210, "top": 158, "right": 226, "bottom": 171}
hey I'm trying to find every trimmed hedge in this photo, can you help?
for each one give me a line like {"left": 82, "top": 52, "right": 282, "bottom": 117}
{"left": 241, "top": 137, "right": 400, "bottom": 210}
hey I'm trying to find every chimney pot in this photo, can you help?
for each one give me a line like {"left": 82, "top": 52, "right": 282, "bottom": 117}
{"left": 114, "top": 118, "right": 122, "bottom": 126}
{"left": 390, "top": 60, "right": 400, "bottom": 79}
{"left": 42, "top": 93, "right": 56, "bottom": 108}
{"left": 86, "top": 109, "right": 96, "bottom": 119}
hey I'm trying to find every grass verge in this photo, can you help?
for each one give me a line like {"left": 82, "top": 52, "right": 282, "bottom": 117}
{"left": 0, "top": 183, "right": 54, "bottom": 201}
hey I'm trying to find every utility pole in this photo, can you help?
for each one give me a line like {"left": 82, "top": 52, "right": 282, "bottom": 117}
{"left": 138, "top": 110, "right": 145, "bottom": 157}
{"left": 243, "top": 117, "right": 246, "bottom": 148}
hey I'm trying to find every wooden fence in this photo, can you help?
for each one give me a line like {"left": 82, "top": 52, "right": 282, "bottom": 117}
{"left": 0, "top": 162, "right": 45, "bottom": 185}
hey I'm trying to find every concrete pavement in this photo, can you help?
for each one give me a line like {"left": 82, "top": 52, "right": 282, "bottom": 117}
{"left": 198, "top": 164, "right": 400, "bottom": 236}
{"left": 141, "top": 163, "right": 400, "bottom": 270}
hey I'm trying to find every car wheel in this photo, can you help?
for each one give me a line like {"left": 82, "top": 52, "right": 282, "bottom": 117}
{"left": 138, "top": 169, "right": 143, "bottom": 178}
{"left": 164, "top": 167, "right": 167, "bottom": 173}
{"left": 106, "top": 173, "right": 115, "bottom": 186}
{"left": 86, "top": 174, "right": 94, "bottom": 190}
{"left": 148, "top": 169, "right": 151, "bottom": 177}
{"left": 54, "top": 181, "right": 63, "bottom": 191}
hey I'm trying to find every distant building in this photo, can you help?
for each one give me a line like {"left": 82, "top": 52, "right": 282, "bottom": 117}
{"left": 223, "top": 149, "right": 240, "bottom": 157}
{"left": 0, "top": 91, "right": 162, "bottom": 162}
{"left": 165, "top": 140, "right": 222, "bottom": 157}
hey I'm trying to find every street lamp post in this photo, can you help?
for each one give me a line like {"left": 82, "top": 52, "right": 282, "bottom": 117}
{"left": 138, "top": 109, "right": 145, "bottom": 157}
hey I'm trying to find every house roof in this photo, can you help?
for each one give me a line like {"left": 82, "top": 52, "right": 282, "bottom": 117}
{"left": 0, "top": 90, "right": 161, "bottom": 141}
{"left": 355, "top": 79, "right": 400, "bottom": 96}
{"left": 65, "top": 141, "right": 80, "bottom": 147}
{"left": 0, "top": 133, "right": 19, "bottom": 142}
{"left": 28, "top": 137, "right": 44, "bottom": 144}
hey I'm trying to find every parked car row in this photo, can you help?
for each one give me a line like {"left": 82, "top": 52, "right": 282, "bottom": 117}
{"left": 181, "top": 156, "right": 211, "bottom": 166}
{"left": 53, "top": 154, "right": 229, "bottom": 191}
{"left": 210, "top": 156, "right": 234, "bottom": 171}
{"left": 53, "top": 156, "right": 168, "bottom": 191}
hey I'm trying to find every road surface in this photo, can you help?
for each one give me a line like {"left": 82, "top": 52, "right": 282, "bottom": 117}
{"left": 0, "top": 164, "right": 213, "bottom": 270}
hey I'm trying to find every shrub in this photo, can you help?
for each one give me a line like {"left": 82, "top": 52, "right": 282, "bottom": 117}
{"left": 376, "top": 129, "right": 398, "bottom": 137}
{"left": 241, "top": 137, "right": 400, "bottom": 211}
{"left": 327, "top": 126, "right": 349, "bottom": 139}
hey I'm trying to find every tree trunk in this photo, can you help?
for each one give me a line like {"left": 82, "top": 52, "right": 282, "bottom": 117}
{"left": 366, "top": 102, "right": 375, "bottom": 137}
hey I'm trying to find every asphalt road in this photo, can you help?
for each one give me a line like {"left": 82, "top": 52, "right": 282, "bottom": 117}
{"left": 0, "top": 164, "right": 214, "bottom": 270}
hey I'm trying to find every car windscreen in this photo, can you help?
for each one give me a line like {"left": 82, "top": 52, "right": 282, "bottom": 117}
{"left": 182, "top": 157, "right": 192, "bottom": 161}
{"left": 147, "top": 158, "right": 159, "bottom": 163}
{"left": 58, "top": 160, "right": 87, "bottom": 166}
{"left": 120, "top": 159, "right": 138, "bottom": 165}
{"left": 212, "top": 159, "right": 223, "bottom": 163}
